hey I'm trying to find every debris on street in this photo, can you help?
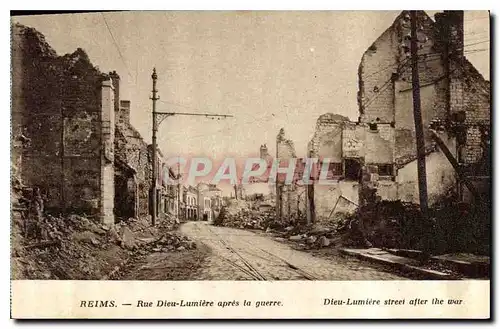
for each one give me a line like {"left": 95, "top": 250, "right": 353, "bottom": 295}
{"left": 214, "top": 199, "right": 277, "bottom": 230}
{"left": 11, "top": 178, "right": 198, "bottom": 280}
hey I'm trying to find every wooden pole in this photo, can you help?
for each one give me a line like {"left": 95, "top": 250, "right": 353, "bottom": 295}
{"left": 410, "top": 11, "right": 429, "bottom": 218}
{"left": 151, "top": 68, "right": 159, "bottom": 226}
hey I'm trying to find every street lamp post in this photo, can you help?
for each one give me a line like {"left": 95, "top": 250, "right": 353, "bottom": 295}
{"left": 149, "top": 68, "right": 233, "bottom": 227}
{"left": 151, "top": 68, "right": 159, "bottom": 226}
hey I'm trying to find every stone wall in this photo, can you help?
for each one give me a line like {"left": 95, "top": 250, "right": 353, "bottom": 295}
{"left": 396, "top": 132, "right": 457, "bottom": 205}
{"left": 275, "top": 128, "right": 300, "bottom": 221}
{"left": 460, "top": 63, "right": 491, "bottom": 166}
{"left": 307, "top": 114, "right": 361, "bottom": 221}
{"left": 365, "top": 124, "right": 394, "bottom": 164}
{"left": 114, "top": 99, "right": 152, "bottom": 218}
{"left": 314, "top": 182, "right": 359, "bottom": 221}
{"left": 11, "top": 23, "right": 112, "bottom": 223}
{"left": 357, "top": 10, "right": 490, "bottom": 205}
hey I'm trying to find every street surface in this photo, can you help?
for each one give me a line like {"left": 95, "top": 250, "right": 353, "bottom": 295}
{"left": 180, "top": 221, "right": 405, "bottom": 280}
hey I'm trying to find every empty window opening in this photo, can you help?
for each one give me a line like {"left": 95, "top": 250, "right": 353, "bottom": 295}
{"left": 344, "top": 159, "right": 362, "bottom": 181}
{"left": 321, "top": 162, "right": 342, "bottom": 179}
{"left": 377, "top": 164, "right": 394, "bottom": 177}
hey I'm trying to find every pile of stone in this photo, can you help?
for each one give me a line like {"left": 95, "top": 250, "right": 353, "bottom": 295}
{"left": 22, "top": 213, "right": 108, "bottom": 247}
{"left": 145, "top": 233, "right": 197, "bottom": 253}
{"left": 220, "top": 206, "right": 275, "bottom": 230}
{"left": 284, "top": 225, "right": 337, "bottom": 250}
{"left": 216, "top": 199, "right": 271, "bottom": 230}
{"left": 12, "top": 212, "right": 130, "bottom": 280}
{"left": 11, "top": 187, "right": 193, "bottom": 279}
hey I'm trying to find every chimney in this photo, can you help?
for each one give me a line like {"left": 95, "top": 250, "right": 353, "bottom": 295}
{"left": 435, "top": 11, "right": 465, "bottom": 126}
{"left": 119, "top": 100, "right": 131, "bottom": 125}
{"left": 435, "top": 11, "right": 464, "bottom": 58}
{"left": 260, "top": 143, "right": 269, "bottom": 158}
{"left": 108, "top": 71, "right": 120, "bottom": 112}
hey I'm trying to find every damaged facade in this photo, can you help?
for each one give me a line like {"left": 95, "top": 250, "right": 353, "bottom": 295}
{"left": 275, "top": 11, "right": 490, "bottom": 223}
{"left": 307, "top": 114, "right": 362, "bottom": 222}
{"left": 114, "top": 92, "right": 154, "bottom": 221}
{"left": 356, "top": 10, "right": 490, "bottom": 206}
{"left": 12, "top": 24, "right": 114, "bottom": 225}
{"left": 11, "top": 23, "right": 175, "bottom": 225}
{"left": 276, "top": 129, "right": 306, "bottom": 223}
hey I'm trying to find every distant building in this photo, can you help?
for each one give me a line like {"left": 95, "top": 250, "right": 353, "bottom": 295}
{"left": 208, "top": 184, "right": 223, "bottom": 219}
{"left": 162, "top": 164, "right": 178, "bottom": 217}
{"left": 196, "top": 183, "right": 223, "bottom": 222}
{"left": 183, "top": 185, "right": 199, "bottom": 220}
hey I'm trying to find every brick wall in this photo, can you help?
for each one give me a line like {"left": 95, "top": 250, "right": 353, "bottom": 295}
{"left": 461, "top": 63, "right": 490, "bottom": 165}
{"left": 11, "top": 24, "right": 109, "bottom": 220}
{"left": 275, "top": 128, "right": 300, "bottom": 221}
{"left": 307, "top": 114, "right": 361, "bottom": 222}
{"left": 357, "top": 10, "right": 490, "bottom": 205}
{"left": 396, "top": 132, "right": 457, "bottom": 205}
{"left": 357, "top": 23, "right": 399, "bottom": 123}
{"left": 114, "top": 99, "right": 152, "bottom": 218}
{"left": 342, "top": 123, "right": 365, "bottom": 158}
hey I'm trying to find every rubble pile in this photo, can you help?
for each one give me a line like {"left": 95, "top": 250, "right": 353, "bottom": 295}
{"left": 282, "top": 231, "right": 336, "bottom": 250}
{"left": 12, "top": 213, "right": 130, "bottom": 279}
{"left": 214, "top": 198, "right": 347, "bottom": 250}
{"left": 430, "top": 198, "right": 490, "bottom": 255}
{"left": 336, "top": 198, "right": 490, "bottom": 255}
{"left": 215, "top": 199, "right": 276, "bottom": 230}
{"left": 214, "top": 199, "right": 263, "bottom": 229}
{"left": 274, "top": 214, "right": 349, "bottom": 250}
{"left": 11, "top": 193, "right": 192, "bottom": 280}
{"left": 336, "top": 200, "right": 425, "bottom": 249}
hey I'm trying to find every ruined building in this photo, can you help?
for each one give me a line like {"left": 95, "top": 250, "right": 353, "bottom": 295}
{"left": 11, "top": 23, "right": 170, "bottom": 225}
{"left": 12, "top": 24, "right": 116, "bottom": 225}
{"left": 307, "top": 114, "right": 361, "bottom": 222}
{"left": 276, "top": 129, "right": 306, "bottom": 223}
{"left": 243, "top": 143, "right": 276, "bottom": 198}
{"left": 113, "top": 80, "right": 159, "bottom": 221}
{"left": 356, "top": 10, "right": 490, "bottom": 206}
{"left": 291, "top": 11, "right": 490, "bottom": 223}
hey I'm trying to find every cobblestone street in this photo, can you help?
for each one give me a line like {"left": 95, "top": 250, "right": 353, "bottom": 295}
{"left": 180, "top": 221, "right": 405, "bottom": 280}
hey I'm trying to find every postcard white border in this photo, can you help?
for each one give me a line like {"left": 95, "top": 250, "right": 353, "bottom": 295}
{"left": 11, "top": 280, "right": 490, "bottom": 319}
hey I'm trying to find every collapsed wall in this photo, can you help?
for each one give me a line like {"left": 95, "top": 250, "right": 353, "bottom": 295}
{"left": 11, "top": 23, "right": 115, "bottom": 224}
{"left": 357, "top": 10, "right": 490, "bottom": 204}
{"left": 308, "top": 114, "right": 360, "bottom": 222}
{"left": 276, "top": 128, "right": 305, "bottom": 222}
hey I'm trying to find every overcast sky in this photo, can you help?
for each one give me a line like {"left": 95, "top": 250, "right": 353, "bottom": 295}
{"left": 14, "top": 10, "right": 489, "bottom": 168}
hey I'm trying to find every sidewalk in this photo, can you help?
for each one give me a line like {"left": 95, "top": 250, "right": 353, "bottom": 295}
{"left": 340, "top": 248, "right": 480, "bottom": 280}
{"left": 431, "top": 253, "right": 490, "bottom": 278}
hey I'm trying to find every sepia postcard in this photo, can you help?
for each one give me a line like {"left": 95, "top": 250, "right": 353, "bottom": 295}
{"left": 10, "top": 10, "right": 491, "bottom": 319}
